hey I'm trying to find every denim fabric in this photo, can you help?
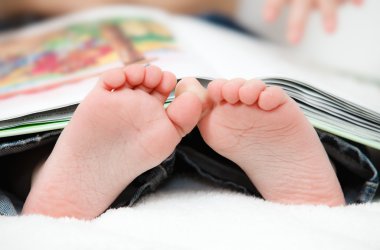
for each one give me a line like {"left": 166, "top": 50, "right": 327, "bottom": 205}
{"left": 0, "top": 130, "right": 62, "bottom": 157}
{"left": 177, "top": 129, "right": 379, "bottom": 205}
{"left": 111, "top": 152, "right": 175, "bottom": 209}
{"left": 0, "top": 191, "right": 18, "bottom": 216}
{"left": 318, "top": 131, "right": 379, "bottom": 203}
{"left": 0, "top": 128, "right": 378, "bottom": 216}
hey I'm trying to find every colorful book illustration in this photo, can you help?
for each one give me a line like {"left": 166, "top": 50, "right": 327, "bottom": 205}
{"left": 0, "top": 17, "right": 174, "bottom": 100}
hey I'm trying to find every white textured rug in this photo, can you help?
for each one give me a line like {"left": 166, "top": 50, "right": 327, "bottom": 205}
{"left": 1, "top": 176, "right": 380, "bottom": 250}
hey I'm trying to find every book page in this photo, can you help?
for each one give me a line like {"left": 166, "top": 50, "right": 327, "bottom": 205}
{"left": 172, "top": 16, "right": 380, "bottom": 113}
{"left": 0, "top": 6, "right": 215, "bottom": 121}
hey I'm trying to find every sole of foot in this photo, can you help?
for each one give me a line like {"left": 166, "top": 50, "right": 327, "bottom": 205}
{"left": 180, "top": 78, "right": 345, "bottom": 206}
{"left": 22, "top": 65, "right": 203, "bottom": 219}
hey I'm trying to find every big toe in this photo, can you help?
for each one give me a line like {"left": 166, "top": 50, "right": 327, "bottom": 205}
{"left": 175, "top": 78, "right": 211, "bottom": 114}
{"left": 166, "top": 92, "right": 202, "bottom": 137}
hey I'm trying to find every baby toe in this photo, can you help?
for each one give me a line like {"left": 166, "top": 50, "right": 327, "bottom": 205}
{"left": 258, "top": 86, "right": 287, "bottom": 111}
{"left": 143, "top": 65, "right": 163, "bottom": 89}
{"left": 222, "top": 78, "right": 245, "bottom": 104}
{"left": 239, "top": 79, "right": 266, "bottom": 105}
{"left": 207, "top": 79, "right": 227, "bottom": 103}
{"left": 124, "top": 64, "right": 145, "bottom": 87}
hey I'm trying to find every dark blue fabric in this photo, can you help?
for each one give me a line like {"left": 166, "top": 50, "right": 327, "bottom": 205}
{"left": 1, "top": 126, "right": 378, "bottom": 216}
{"left": 0, "top": 191, "right": 18, "bottom": 216}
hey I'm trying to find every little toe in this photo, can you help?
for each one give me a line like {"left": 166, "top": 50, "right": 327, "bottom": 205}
{"left": 239, "top": 79, "right": 266, "bottom": 105}
{"left": 124, "top": 64, "right": 145, "bottom": 87}
{"left": 100, "top": 69, "right": 126, "bottom": 91}
{"left": 222, "top": 78, "right": 245, "bottom": 104}
{"left": 258, "top": 86, "right": 287, "bottom": 111}
{"left": 152, "top": 71, "right": 177, "bottom": 104}
{"left": 207, "top": 79, "right": 227, "bottom": 103}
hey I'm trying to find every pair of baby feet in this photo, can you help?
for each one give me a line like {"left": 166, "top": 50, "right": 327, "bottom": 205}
{"left": 22, "top": 65, "right": 345, "bottom": 219}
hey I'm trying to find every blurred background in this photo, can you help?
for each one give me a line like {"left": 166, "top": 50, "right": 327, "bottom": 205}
{"left": 238, "top": 0, "right": 380, "bottom": 81}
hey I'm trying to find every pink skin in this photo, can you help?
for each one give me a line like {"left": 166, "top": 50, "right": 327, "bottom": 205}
{"left": 180, "top": 78, "right": 345, "bottom": 206}
{"left": 22, "top": 68, "right": 345, "bottom": 219}
{"left": 263, "top": 0, "right": 364, "bottom": 44}
{"left": 22, "top": 65, "right": 203, "bottom": 219}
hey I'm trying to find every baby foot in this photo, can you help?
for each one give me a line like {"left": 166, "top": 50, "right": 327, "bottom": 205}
{"left": 181, "top": 78, "right": 345, "bottom": 206}
{"left": 22, "top": 65, "right": 203, "bottom": 219}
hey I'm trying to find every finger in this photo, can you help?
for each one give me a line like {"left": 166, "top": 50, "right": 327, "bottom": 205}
{"left": 287, "top": 0, "right": 313, "bottom": 44}
{"left": 351, "top": 0, "right": 364, "bottom": 6}
{"left": 337, "top": 0, "right": 363, "bottom": 6}
{"left": 263, "top": 0, "right": 287, "bottom": 22}
{"left": 318, "top": 0, "right": 338, "bottom": 33}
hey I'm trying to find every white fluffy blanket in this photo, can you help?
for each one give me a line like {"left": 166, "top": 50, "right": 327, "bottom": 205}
{"left": 1, "top": 176, "right": 380, "bottom": 250}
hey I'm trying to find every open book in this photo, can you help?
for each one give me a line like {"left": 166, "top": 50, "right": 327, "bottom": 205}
{"left": 0, "top": 6, "right": 379, "bottom": 150}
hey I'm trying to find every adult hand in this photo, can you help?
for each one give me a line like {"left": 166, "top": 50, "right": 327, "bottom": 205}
{"left": 263, "top": 0, "right": 363, "bottom": 44}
